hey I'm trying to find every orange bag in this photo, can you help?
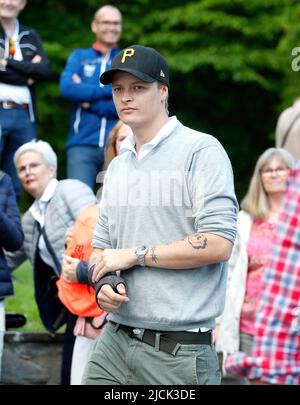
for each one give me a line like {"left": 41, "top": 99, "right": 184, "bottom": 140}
{"left": 57, "top": 204, "right": 104, "bottom": 318}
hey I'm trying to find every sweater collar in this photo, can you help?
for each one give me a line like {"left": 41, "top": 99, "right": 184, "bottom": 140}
{"left": 119, "top": 116, "right": 179, "bottom": 160}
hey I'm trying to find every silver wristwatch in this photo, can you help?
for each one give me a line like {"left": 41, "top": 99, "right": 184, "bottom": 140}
{"left": 135, "top": 245, "right": 148, "bottom": 267}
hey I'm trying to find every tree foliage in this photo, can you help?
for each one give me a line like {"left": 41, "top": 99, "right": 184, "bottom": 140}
{"left": 19, "top": 0, "right": 299, "bottom": 208}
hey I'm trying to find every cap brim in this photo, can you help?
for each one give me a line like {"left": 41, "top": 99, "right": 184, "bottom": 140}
{"left": 100, "top": 68, "right": 157, "bottom": 85}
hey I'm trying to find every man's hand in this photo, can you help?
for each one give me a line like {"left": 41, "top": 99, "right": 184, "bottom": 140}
{"left": 62, "top": 254, "right": 80, "bottom": 282}
{"left": 92, "top": 248, "right": 137, "bottom": 283}
{"left": 0, "top": 58, "right": 7, "bottom": 71}
{"left": 97, "top": 283, "right": 129, "bottom": 312}
{"left": 31, "top": 54, "right": 42, "bottom": 63}
{"left": 71, "top": 73, "right": 90, "bottom": 108}
{"left": 72, "top": 73, "right": 81, "bottom": 83}
{"left": 26, "top": 55, "right": 41, "bottom": 85}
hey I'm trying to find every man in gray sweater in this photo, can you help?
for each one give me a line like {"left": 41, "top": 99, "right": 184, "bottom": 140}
{"left": 84, "top": 45, "right": 238, "bottom": 385}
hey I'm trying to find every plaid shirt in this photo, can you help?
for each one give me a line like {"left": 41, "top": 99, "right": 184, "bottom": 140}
{"left": 225, "top": 165, "right": 300, "bottom": 385}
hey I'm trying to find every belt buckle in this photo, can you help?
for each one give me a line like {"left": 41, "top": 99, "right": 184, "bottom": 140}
{"left": 132, "top": 328, "right": 145, "bottom": 340}
{"left": 2, "top": 101, "right": 12, "bottom": 109}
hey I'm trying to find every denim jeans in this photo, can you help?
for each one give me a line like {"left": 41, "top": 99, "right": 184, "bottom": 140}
{"left": 82, "top": 321, "right": 221, "bottom": 385}
{"left": 0, "top": 107, "right": 36, "bottom": 200}
{"left": 67, "top": 145, "right": 105, "bottom": 191}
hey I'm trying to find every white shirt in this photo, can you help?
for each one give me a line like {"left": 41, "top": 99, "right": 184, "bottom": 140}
{"left": 29, "top": 179, "right": 59, "bottom": 269}
{"left": 119, "top": 116, "right": 178, "bottom": 160}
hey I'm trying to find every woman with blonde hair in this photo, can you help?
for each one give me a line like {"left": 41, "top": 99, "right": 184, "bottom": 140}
{"left": 104, "top": 120, "right": 132, "bottom": 168}
{"left": 216, "top": 147, "right": 295, "bottom": 384}
{"left": 7, "top": 140, "right": 96, "bottom": 384}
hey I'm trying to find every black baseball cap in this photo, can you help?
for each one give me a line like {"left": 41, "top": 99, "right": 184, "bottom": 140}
{"left": 100, "top": 45, "right": 169, "bottom": 87}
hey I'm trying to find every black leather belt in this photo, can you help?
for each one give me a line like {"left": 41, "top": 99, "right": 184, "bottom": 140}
{"left": 110, "top": 322, "right": 212, "bottom": 356}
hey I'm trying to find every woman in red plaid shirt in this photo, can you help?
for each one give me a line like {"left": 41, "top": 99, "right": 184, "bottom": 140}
{"left": 225, "top": 163, "right": 300, "bottom": 385}
{"left": 216, "top": 147, "right": 295, "bottom": 384}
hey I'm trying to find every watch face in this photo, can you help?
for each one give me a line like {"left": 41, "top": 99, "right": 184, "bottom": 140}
{"left": 136, "top": 245, "right": 147, "bottom": 255}
{"left": 135, "top": 245, "right": 148, "bottom": 267}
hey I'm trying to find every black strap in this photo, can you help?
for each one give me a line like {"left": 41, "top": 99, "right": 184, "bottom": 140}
{"left": 279, "top": 110, "right": 300, "bottom": 148}
{"left": 115, "top": 322, "right": 212, "bottom": 356}
{"left": 36, "top": 222, "right": 61, "bottom": 275}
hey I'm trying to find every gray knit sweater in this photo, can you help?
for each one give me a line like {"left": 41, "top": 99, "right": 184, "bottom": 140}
{"left": 93, "top": 121, "right": 238, "bottom": 331}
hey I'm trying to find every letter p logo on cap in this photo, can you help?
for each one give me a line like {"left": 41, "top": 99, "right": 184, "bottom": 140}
{"left": 121, "top": 48, "right": 135, "bottom": 63}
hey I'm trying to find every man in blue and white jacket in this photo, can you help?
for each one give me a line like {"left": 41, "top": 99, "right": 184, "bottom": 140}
{"left": 60, "top": 5, "right": 121, "bottom": 189}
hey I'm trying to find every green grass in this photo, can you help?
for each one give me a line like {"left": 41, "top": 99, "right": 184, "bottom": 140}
{"left": 5, "top": 261, "right": 45, "bottom": 332}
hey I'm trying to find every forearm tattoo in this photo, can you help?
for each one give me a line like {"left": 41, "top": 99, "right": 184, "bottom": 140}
{"left": 187, "top": 233, "right": 208, "bottom": 250}
{"left": 150, "top": 246, "right": 158, "bottom": 263}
